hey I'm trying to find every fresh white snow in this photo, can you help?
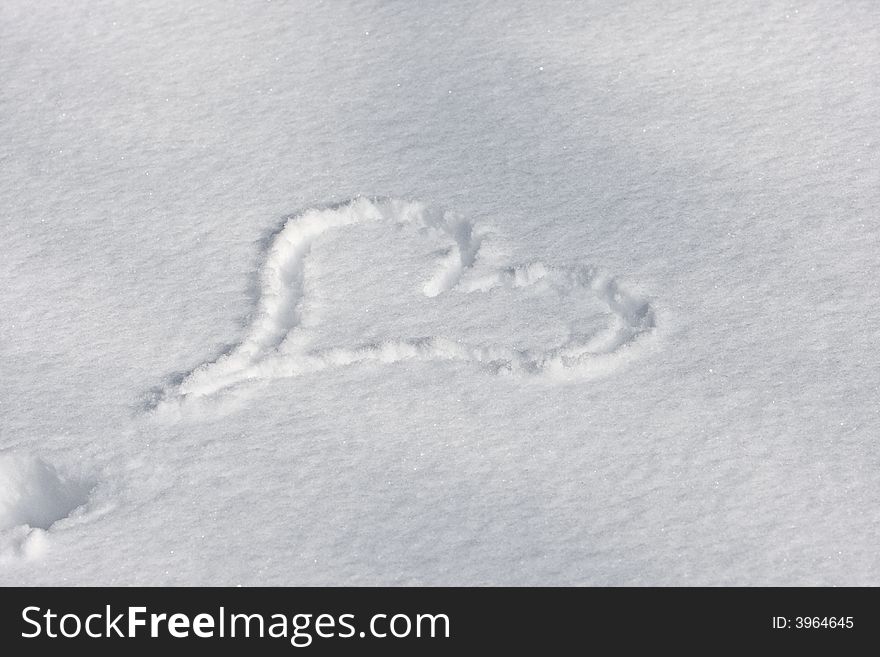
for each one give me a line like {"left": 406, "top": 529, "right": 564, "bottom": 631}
{"left": 1, "top": 0, "right": 878, "bottom": 585}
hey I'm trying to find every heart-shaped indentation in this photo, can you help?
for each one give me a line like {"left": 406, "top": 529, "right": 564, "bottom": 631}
{"left": 150, "top": 197, "right": 655, "bottom": 411}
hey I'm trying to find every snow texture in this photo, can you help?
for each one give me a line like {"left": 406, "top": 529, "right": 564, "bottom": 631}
{"left": 1, "top": 0, "right": 878, "bottom": 585}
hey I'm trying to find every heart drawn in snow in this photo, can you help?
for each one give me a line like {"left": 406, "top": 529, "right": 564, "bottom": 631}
{"left": 148, "top": 197, "right": 655, "bottom": 412}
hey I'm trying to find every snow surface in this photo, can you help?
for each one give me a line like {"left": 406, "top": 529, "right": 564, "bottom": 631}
{"left": 1, "top": 0, "right": 878, "bottom": 585}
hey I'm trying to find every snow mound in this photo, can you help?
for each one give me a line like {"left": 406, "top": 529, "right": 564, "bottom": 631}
{"left": 151, "top": 197, "right": 655, "bottom": 410}
{"left": 0, "top": 454, "right": 93, "bottom": 532}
